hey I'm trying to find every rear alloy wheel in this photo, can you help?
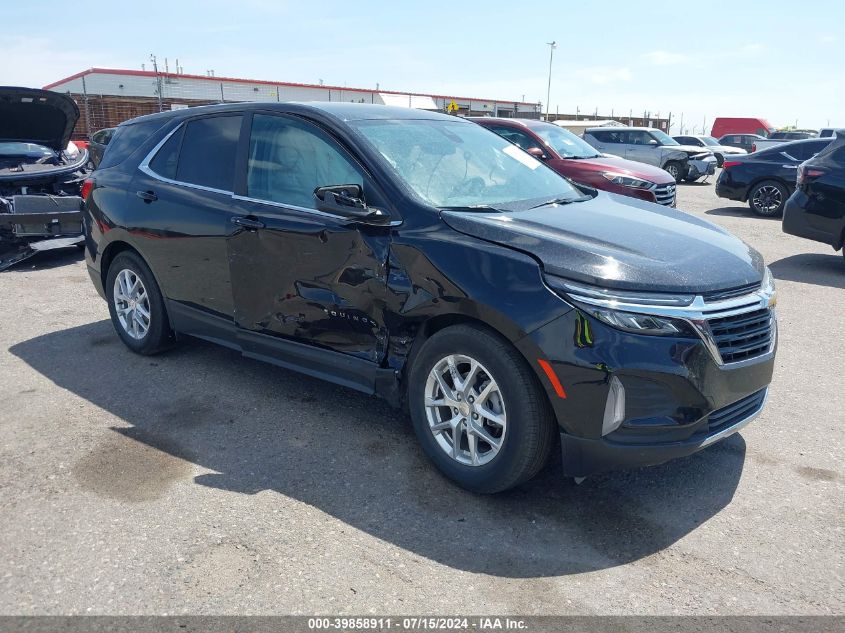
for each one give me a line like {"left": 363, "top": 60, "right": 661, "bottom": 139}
{"left": 749, "top": 180, "right": 788, "bottom": 217}
{"left": 106, "top": 251, "right": 174, "bottom": 355}
{"left": 408, "top": 324, "right": 555, "bottom": 493}
{"left": 664, "top": 161, "right": 683, "bottom": 183}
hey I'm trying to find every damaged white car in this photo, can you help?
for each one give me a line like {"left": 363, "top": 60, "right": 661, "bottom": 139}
{"left": 0, "top": 87, "right": 92, "bottom": 270}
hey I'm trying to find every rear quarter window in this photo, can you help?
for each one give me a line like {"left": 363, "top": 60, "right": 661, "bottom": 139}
{"left": 98, "top": 118, "right": 168, "bottom": 169}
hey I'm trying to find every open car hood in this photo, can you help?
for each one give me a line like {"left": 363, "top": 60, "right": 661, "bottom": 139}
{"left": 441, "top": 192, "right": 764, "bottom": 294}
{"left": 0, "top": 87, "right": 79, "bottom": 151}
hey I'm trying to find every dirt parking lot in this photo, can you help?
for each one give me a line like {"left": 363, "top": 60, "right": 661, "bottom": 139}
{"left": 1, "top": 176, "right": 843, "bottom": 615}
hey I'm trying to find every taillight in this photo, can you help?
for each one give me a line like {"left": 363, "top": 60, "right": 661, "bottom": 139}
{"left": 751, "top": 143, "right": 757, "bottom": 152}
{"left": 797, "top": 165, "right": 825, "bottom": 185}
{"left": 722, "top": 160, "right": 742, "bottom": 169}
{"left": 81, "top": 178, "right": 94, "bottom": 201}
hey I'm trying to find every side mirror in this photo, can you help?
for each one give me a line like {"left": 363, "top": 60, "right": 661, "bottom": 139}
{"left": 313, "top": 184, "right": 391, "bottom": 225}
{"left": 526, "top": 147, "right": 547, "bottom": 159}
{"left": 647, "top": 139, "right": 659, "bottom": 146}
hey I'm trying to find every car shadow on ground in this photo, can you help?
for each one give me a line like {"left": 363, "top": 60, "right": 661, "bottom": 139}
{"left": 705, "top": 206, "right": 779, "bottom": 221}
{"left": 10, "top": 320, "right": 747, "bottom": 578}
{"left": 769, "top": 253, "right": 845, "bottom": 289}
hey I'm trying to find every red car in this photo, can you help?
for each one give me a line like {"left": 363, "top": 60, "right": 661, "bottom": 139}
{"left": 471, "top": 118, "right": 676, "bottom": 206}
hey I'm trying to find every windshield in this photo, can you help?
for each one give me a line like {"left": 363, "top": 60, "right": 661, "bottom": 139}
{"left": 0, "top": 142, "right": 55, "bottom": 158}
{"left": 534, "top": 125, "right": 601, "bottom": 158}
{"left": 351, "top": 119, "right": 581, "bottom": 209}
{"left": 702, "top": 136, "right": 720, "bottom": 146}
{"left": 650, "top": 130, "right": 679, "bottom": 146}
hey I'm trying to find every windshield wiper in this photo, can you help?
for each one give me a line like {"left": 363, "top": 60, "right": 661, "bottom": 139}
{"left": 439, "top": 204, "right": 503, "bottom": 213}
{"left": 527, "top": 196, "right": 591, "bottom": 210}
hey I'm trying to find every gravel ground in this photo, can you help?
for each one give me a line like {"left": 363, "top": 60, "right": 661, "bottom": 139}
{"left": 0, "top": 176, "right": 842, "bottom": 615}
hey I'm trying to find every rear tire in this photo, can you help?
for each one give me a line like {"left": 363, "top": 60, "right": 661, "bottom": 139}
{"left": 664, "top": 161, "right": 684, "bottom": 183}
{"left": 715, "top": 153, "right": 724, "bottom": 167}
{"left": 407, "top": 324, "right": 556, "bottom": 493}
{"left": 748, "top": 180, "right": 788, "bottom": 217}
{"left": 105, "top": 251, "right": 174, "bottom": 355}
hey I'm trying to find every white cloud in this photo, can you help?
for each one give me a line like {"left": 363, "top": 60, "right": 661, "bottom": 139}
{"left": 641, "top": 50, "right": 689, "bottom": 66}
{"left": 820, "top": 34, "right": 836, "bottom": 44}
{"left": 738, "top": 43, "right": 765, "bottom": 55}
{"left": 573, "top": 66, "right": 632, "bottom": 86}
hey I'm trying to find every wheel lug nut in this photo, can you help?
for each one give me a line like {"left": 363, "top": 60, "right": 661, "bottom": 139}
{"left": 472, "top": 412, "right": 478, "bottom": 419}
{"left": 468, "top": 396, "right": 474, "bottom": 403}
{"left": 456, "top": 394, "right": 461, "bottom": 401}
{"left": 453, "top": 407, "right": 458, "bottom": 414}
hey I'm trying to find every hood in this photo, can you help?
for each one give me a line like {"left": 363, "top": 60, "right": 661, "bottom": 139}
{"left": 0, "top": 87, "right": 79, "bottom": 151}
{"left": 441, "top": 192, "right": 764, "bottom": 294}
{"left": 671, "top": 144, "right": 715, "bottom": 159}
{"left": 572, "top": 154, "right": 676, "bottom": 184}
{"left": 713, "top": 145, "right": 747, "bottom": 154}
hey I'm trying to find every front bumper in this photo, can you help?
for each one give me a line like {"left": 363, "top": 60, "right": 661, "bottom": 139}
{"left": 686, "top": 157, "right": 718, "bottom": 180}
{"left": 517, "top": 299, "right": 776, "bottom": 477}
{"left": 560, "top": 387, "right": 768, "bottom": 477}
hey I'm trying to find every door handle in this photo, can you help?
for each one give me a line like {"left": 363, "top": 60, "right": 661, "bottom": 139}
{"left": 136, "top": 190, "right": 157, "bottom": 202}
{"left": 231, "top": 216, "right": 265, "bottom": 230}
{"left": 782, "top": 165, "right": 798, "bottom": 169}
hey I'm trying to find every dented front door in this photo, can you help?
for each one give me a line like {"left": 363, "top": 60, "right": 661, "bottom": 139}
{"left": 226, "top": 112, "right": 389, "bottom": 365}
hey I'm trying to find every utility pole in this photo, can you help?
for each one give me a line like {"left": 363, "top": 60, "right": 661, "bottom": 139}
{"left": 545, "top": 41, "right": 556, "bottom": 121}
{"left": 150, "top": 54, "right": 163, "bottom": 112}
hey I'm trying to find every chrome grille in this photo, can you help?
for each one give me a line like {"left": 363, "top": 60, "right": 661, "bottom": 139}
{"left": 653, "top": 183, "right": 676, "bottom": 206}
{"left": 707, "top": 308, "right": 774, "bottom": 363}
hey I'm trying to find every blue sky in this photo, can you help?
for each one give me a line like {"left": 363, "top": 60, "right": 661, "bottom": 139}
{"left": 5, "top": 0, "right": 844, "bottom": 132}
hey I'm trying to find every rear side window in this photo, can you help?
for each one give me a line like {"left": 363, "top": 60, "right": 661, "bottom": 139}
{"left": 590, "top": 130, "right": 624, "bottom": 143}
{"left": 175, "top": 115, "right": 242, "bottom": 191}
{"left": 98, "top": 119, "right": 167, "bottom": 170}
{"left": 148, "top": 125, "right": 184, "bottom": 180}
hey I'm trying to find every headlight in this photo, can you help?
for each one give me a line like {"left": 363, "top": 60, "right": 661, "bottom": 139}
{"left": 762, "top": 266, "right": 777, "bottom": 307}
{"left": 586, "top": 307, "right": 687, "bottom": 335}
{"left": 601, "top": 172, "right": 654, "bottom": 189}
{"left": 545, "top": 276, "right": 697, "bottom": 337}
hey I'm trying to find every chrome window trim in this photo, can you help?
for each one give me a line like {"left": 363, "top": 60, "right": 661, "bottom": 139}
{"left": 558, "top": 283, "right": 777, "bottom": 368}
{"left": 138, "top": 120, "right": 235, "bottom": 197}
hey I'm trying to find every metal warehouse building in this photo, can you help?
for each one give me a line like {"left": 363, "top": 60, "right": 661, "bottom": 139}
{"left": 44, "top": 68, "right": 542, "bottom": 139}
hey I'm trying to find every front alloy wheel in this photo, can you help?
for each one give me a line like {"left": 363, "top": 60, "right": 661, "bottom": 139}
{"left": 424, "top": 354, "right": 507, "bottom": 466}
{"left": 408, "top": 324, "right": 555, "bottom": 493}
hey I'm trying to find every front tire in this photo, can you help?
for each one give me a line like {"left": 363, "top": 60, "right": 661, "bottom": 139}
{"left": 105, "top": 251, "right": 174, "bottom": 355}
{"left": 407, "top": 324, "right": 556, "bottom": 493}
{"left": 748, "top": 180, "right": 788, "bottom": 217}
{"left": 664, "top": 161, "right": 684, "bottom": 183}
{"left": 714, "top": 153, "right": 724, "bottom": 168}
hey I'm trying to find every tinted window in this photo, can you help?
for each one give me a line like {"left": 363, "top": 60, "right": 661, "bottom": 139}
{"left": 487, "top": 126, "right": 543, "bottom": 152}
{"left": 247, "top": 114, "right": 363, "bottom": 209}
{"left": 176, "top": 115, "right": 242, "bottom": 191}
{"left": 148, "top": 125, "right": 184, "bottom": 180}
{"left": 99, "top": 119, "right": 167, "bottom": 169}
{"left": 782, "top": 140, "right": 829, "bottom": 161}
{"left": 590, "top": 130, "right": 625, "bottom": 144}
{"left": 626, "top": 131, "right": 654, "bottom": 145}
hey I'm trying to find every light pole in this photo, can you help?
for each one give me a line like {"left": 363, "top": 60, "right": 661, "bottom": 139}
{"left": 545, "top": 41, "right": 556, "bottom": 121}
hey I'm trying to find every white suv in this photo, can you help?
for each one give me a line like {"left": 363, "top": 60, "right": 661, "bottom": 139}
{"left": 584, "top": 127, "right": 717, "bottom": 183}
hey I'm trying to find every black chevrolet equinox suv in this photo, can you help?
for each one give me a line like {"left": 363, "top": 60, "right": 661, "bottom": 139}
{"left": 83, "top": 103, "right": 777, "bottom": 493}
